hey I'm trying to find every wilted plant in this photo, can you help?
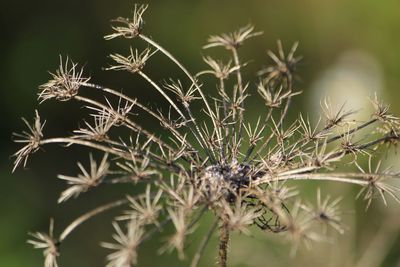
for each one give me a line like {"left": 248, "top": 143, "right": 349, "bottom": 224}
{"left": 13, "top": 4, "right": 400, "bottom": 267}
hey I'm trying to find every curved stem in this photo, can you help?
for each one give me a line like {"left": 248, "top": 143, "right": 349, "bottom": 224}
{"left": 40, "top": 138, "right": 131, "bottom": 159}
{"left": 59, "top": 198, "right": 128, "bottom": 241}
{"left": 73, "top": 95, "right": 173, "bottom": 152}
{"left": 138, "top": 71, "right": 215, "bottom": 162}
{"left": 40, "top": 137, "right": 182, "bottom": 173}
{"left": 138, "top": 71, "right": 187, "bottom": 119}
{"left": 81, "top": 82, "right": 195, "bottom": 151}
{"left": 190, "top": 218, "right": 218, "bottom": 267}
{"left": 139, "top": 34, "right": 219, "bottom": 135}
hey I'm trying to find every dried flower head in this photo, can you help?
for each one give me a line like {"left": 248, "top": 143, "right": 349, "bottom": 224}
{"left": 258, "top": 40, "right": 302, "bottom": 84}
{"left": 13, "top": 5, "right": 400, "bottom": 267}
{"left": 12, "top": 110, "right": 44, "bottom": 172}
{"left": 162, "top": 208, "right": 191, "bottom": 260}
{"left": 107, "top": 47, "right": 156, "bottom": 74}
{"left": 356, "top": 156, "right": 400, "bottom": 210}
{"left": 118, "top": 185, "right": 163, "bottom": 226}
{"left": 73, "top": 112, "right": 116, "bottom": 141}
{"left": 57, "top": 153, "right": 109, "bottom": 203}
{"left": 257, "top": 81, "right": 301, "bottom": 108}
{"left": 302, "top": 189, "right": 345, "bottom": 234}
{"left": 38, "top": 56, "right": 90, "bottom": 103}
{"left": 220, "top": 195, "right": 263, "bottom": 235}
{"left": 204, "top": 24, "right": 262, "bottom": 50}
{"left": 370, "top": 93, "right": 400, "bottom": 131}
{"left": 164, "top": 79, "right": 201, "bottom": 108}
{"left": 102, "top": 219, "right": 144, "bottom": 267}
{"left": 284, "top": 202, "right": 324, "bottom": 256}
{"left": 27, "top": 219, "right": 59, "bottom": 267}
{"left": 105, "top": 4, "right": 148, "bottom": 40}
{"left": 321, "top": 98, "right": 355, "bottom": 129}
{"left": 199, "top": 56, "right": 239, "bottom": 80}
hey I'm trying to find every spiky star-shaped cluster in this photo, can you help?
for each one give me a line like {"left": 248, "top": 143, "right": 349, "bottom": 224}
{"left": 14, "top": 4, "right": 400, "bottom": 267}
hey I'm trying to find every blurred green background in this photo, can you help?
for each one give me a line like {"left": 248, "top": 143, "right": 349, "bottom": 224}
{"left": 2, "top": 0, "right": 400, "bottom": 266}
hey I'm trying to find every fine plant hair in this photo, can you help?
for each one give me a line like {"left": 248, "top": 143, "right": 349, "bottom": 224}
{"left": 13, "top": 4, "right": 400, "bottom": 267}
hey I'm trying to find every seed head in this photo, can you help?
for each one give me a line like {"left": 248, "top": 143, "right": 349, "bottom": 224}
{"left": 57, "top": 153, "right": 109, "bottom": 203}
{"left": 105, "top": 4, "right": 148, "bottom": 40}
{"left": 102, "top": 219, "right": 144, "bottom": 267}
{"left": 38, "top": 56, "right": 89, "bottom": 102}
{"left": 107, "top": 47, "right": 156, "bottom": 74}
{"left": 12, "top": 110, "right": 44, "bottom": 172}
{"left": 204, "top": 24, "right": 262, "bottom": 50}
{"left": 13, "top": 5, "right": 400, "bottom": 267}
{"left": 27, "top": 219, "right": 59, "bottom": 267}
{"left": 200, "top": 56, "right": 239, "bottom": 80}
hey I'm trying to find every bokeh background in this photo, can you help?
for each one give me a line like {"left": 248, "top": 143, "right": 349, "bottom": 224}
{"left": 2, "top": 0, "right": 400, "bottom": 266}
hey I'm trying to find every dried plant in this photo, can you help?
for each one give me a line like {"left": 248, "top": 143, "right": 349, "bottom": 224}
{"left": 13, "top": 4, "right": 400, "bottom": 267}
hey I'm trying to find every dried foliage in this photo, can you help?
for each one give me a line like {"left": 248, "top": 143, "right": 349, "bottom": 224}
{"left": 13, "top": 4, "right": 400, "bottom": 267}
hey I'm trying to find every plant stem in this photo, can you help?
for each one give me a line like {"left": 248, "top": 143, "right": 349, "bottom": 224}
{"left": 59, "top": 198, "right": 128, "bottom": 241}
{"left": 218, "top": 222, "right": 230, "bottom": 267}
{"left": 190, "top": 218, "right": 218, "bottom": 267}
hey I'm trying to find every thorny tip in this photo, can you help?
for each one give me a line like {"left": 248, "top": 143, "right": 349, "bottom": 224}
{"left": 203, "top": 24, "right": 262, "bottom": 50}
{"left": 57, "top": 153, "right": 110, "bottom": 203}
{"left": 12, "top": 110, "right": 45, "bottom": 172}
{"left": 38, "top": 56, "right": 89, "bottom": 103}
{"left": 104, "top": 4, "right": 148, "bottom": 40}
{"left": 107, "top": 47, "right": 157, "bottom": 74}
{"left": 27, "top": 219, "right": 60, "bottom": 267}
{"left": 102, "top": 219, "right": 144, "bottom": 267}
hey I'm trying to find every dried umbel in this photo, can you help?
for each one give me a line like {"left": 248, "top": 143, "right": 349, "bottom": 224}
{"left": 13, "top": 4, "right": 400, "bottom": 267}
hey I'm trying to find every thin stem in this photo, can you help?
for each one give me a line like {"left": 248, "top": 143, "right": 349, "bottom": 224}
{"left": 219, "top": 78, "right": 230, "bottom": 162}
{"left": 219, "top": 78, "right": 228, "bottom": 119}
{"left": 138, "top": 71, "right": 215, "bottom": 162}
{"left": 40, "top": 137, "right": 179, "bottom": 172}
{"left": 184, "top": 101, "right": 218, "bottom": 161}
{"left": 139, "top": 34, "right": 219, "bottom": 134}
{"left": 256, "top": 173, "right": 373, "bottom": 187}
{"left": 40, "top": 138, "right": 131, "bottom": 159}
{"left": 327, "top": 133, "right": 399, "bottom": 160}
{"left": 273, "top": 118, "right": 382, "bottom": 168}
{"left": 138, "top": 71, "right": 186, "bottom": 119}
{"left": 253, "top": 89, "right": 293, "bottom": 160}
{"left": 59, "top": 199, "right": 128, "bottom": 241}
{"left": 325, "top": 118, "right": 378, "bottom": 144}
{"left": 189, "top": 205, "right": 209, "bottom": 229}
{"left": 73, "top": 95, "right": 173, "bottom": 152}
{"left": 232, "top": 48, "right": 244, "bottom": 140}
{"left": 81, "top": 82, "right": 195, "bottom": 151}
{"left": 218, "top": 222, "right": 230, "bottom": 267}
{"left": 141, "top": 217, "right": 172, "bottom": 242}
{"left": 190, "top": 218, "right": 219, "bottom": 267}
{"left": 244, "top": 109, "right": 273, "bottom": 163}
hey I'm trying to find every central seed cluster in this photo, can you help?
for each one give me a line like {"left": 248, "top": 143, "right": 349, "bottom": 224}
{"left": 203, "top": 161, "right": 253, "bottom": 202}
